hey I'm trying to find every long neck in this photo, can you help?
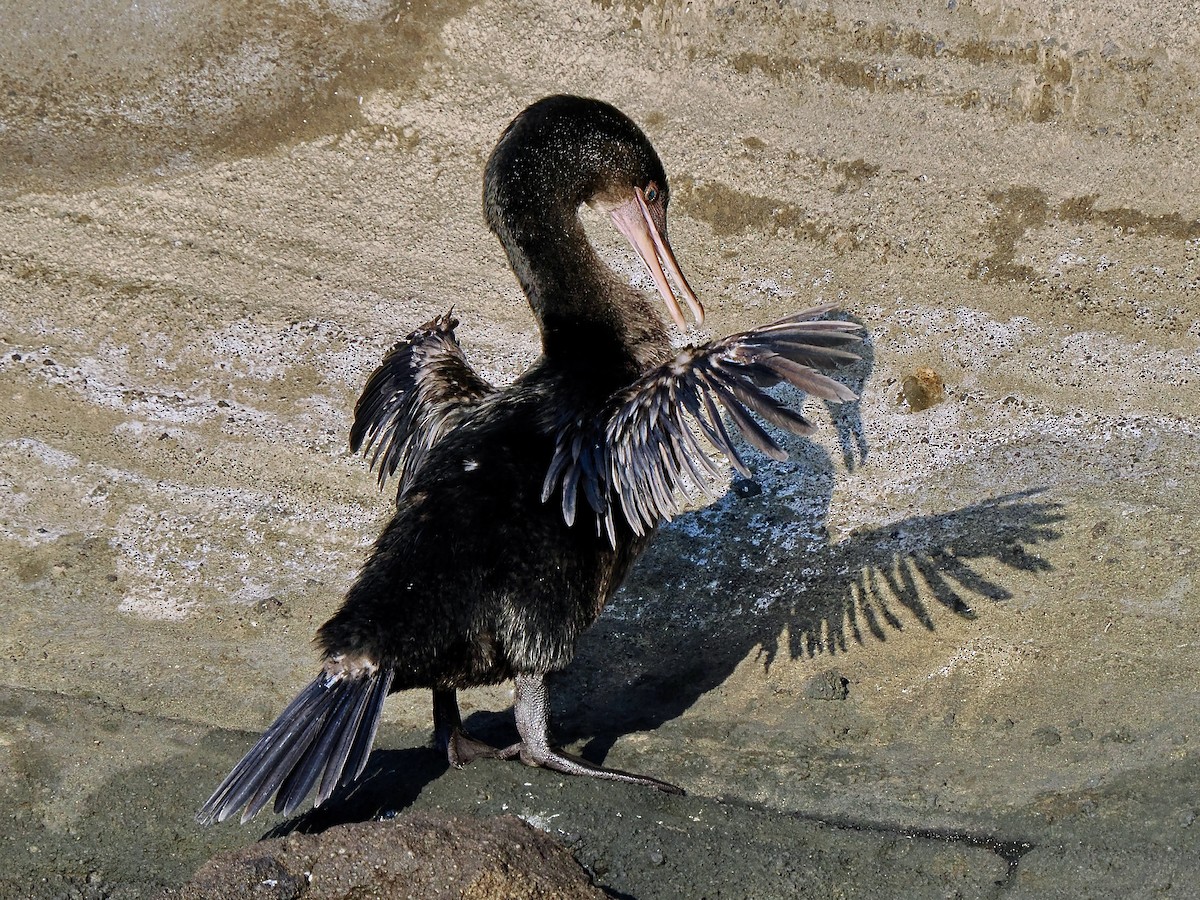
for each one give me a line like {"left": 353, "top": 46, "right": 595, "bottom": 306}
{"left": 499, "top": 211, "right": 670, "bottom": 378}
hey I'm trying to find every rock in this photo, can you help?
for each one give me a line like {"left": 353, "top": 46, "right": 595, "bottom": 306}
{"left": 900, "top": 366, "right": 946, "bottom": 411}
{"left": 1032, "top": 726, "right": 1063, "bottom": 747}
{"left": 3, "top": 1, "right": 1200, "bottom": 897}
{"left": 802, "top": 669, "right": 850, "bottom": 701}
{"left": 166, "top": 813, "right": 603, "bottom": 900}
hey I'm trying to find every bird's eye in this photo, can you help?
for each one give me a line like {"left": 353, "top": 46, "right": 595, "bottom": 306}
{"left": 644, "top": 184, "right": 659, "bottom": 203}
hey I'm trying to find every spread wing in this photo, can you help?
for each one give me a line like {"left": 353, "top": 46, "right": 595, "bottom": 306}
{"left": 542, "top": 304, "right": 863, "bottom": 543}
{"left": 350, "top": 310, "right": 495, "bottom": 496}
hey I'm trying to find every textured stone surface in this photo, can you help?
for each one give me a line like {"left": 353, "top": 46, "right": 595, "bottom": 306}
{"left": 2, "top": 1, "right": 1198, "bottom": 897}
{"left": 166, "top": 813, "right": 603, "bottom": 900}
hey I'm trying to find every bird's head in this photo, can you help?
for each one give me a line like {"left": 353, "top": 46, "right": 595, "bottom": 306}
{"left": 484, "top": 95, "right": 704, "bottom": 328}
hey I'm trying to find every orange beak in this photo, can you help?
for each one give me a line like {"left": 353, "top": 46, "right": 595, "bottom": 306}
{"left": 609, "top": 187, "right": 705, "bottom": 328}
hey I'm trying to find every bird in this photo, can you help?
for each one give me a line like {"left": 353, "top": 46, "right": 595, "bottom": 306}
{"left": 197, "top": 94, "right": 863, "bottom": 825}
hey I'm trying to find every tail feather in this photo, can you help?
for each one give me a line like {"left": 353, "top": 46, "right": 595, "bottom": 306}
{"left": 343, "top": 672, "right": 391, "bottom": 785}
{"left": 316, "top": 679, "right": 376, "bottom": 805}
{"left": 197, "top": 668, "right": 394, "bottom": 825}
{"left": 240, "top": 700, "right": 335, "bottom": 822}
{"left": 198, "top": 677, "right": 334, "bottom": 822}
{"left": 274, "top": 679, "right": 363, "bottom": 815}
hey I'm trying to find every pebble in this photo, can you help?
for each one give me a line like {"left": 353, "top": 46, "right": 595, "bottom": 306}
{"left": 732, "top": 478, "right": 762, "bottom": 498}
{"left": 1032, "top": 726, "right": 1062, "bottom": 747}
{"left": 900, "top": 366, "right": 946, "bottom": 411}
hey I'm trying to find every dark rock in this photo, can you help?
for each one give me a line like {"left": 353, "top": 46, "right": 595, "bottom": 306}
{"left": 802, "top": 669, "right": 850, "bottom": 701}
{"left": 166, "top": 812, "right": 603, "bottom": 900}
{"left": 732, "top": 478, "right": 762, "bottom": 498}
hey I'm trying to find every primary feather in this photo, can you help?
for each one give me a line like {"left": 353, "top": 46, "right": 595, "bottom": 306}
{"left": 543, "top": 304, "right": 862, "bottom": 538}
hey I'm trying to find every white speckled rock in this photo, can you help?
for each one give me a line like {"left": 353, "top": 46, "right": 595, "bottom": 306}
{"left": 1, "top": 1, "right": 1198, "bottom": 896}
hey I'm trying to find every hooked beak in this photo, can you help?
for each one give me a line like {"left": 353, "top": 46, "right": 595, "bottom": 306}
{"left": 609, "top": 187, "right": 705, "bottom": 328}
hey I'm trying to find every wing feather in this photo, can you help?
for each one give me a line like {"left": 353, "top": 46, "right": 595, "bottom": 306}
{"left": 350, "top": 311, "right": 495, "bottom": 497}
{"left": 546, "top": 305, "right": 863, "bottom": 539}
{"left": 698, "top": 387, "right": 752, "bottom": 478}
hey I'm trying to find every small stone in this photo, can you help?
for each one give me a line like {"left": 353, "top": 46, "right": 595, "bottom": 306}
{"left": 648, "top": 849, "right": 665, "bottom": 865}
{"left": 732, "top": 478, "right": 762, "bottom": 498}
{"left": 900, "top": 366, "right": 946, "bottom": 411}
{"left": 254, "top": 596, "right": 287, "bottom": 617}
{"left": 803, "top": 669, "right": 850, "bottom": 701}
{"left": 1032, "top": 726, "right": 1062, "bottom": 746}
{"left": 1100, "top": 727, "right": 1135, "bottom": 744}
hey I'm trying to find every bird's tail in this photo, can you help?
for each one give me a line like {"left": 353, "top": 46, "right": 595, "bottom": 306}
{"left": 196, "top": 664, "right": 394, "bottom": 825}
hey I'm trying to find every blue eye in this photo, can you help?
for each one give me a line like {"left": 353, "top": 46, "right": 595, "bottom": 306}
{"left": 644, "top": 185, "right": 659, "bottom": 202}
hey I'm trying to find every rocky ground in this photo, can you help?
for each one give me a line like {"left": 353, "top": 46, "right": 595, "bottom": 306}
{"left": 1, "top": 0, "right": 1198, "bottom": 897}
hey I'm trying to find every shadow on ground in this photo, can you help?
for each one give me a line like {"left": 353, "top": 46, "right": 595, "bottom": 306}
{"left": 556, "top": 330, "right": 1065, "bottom": 764}
{"left": 563, "top": 484, "right": 1064, "bottom": 766}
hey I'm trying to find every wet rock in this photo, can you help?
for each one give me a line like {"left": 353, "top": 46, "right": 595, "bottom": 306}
{"left": 167, "top": 812, "right": 603, "bottom": 900}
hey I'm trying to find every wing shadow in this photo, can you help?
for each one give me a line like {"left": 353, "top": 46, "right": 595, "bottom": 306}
{"left": 535, "top": 312, "right": 1064, "bottom": 758}
{"left": 552, "top": 483, "right": 1064, "bottom": 760}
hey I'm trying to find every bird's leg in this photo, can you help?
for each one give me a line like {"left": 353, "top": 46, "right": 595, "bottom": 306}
{"left": 511, "top": 673, "right": 684, "bottom": 794}
{"left": 432, "top": 688, "right": 509, "bottom": 768}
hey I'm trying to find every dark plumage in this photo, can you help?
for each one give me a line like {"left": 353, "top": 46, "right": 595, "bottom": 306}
{"left": 198, "top": 95, "right": 862, "bottom": 825}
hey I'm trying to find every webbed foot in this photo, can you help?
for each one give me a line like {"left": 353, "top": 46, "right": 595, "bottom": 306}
{"left": 444, "top": 728, "right": 511, "bottom": 768}
{"left": 433, "top": 688, "right": 510, "bottom": 768}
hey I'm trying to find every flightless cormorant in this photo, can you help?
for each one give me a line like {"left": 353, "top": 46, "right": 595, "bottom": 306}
{"left": 198, "top": 95, "right": 862, "bottom": 824}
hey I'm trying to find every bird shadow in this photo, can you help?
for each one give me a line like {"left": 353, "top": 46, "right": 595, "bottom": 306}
{"left": 554, "top": 483, "right": 1064, "bottom": 764}
{"left": 538, "top": 317, "right": 1064, "bottom": 761}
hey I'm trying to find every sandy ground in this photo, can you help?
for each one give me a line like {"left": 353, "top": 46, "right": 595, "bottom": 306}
{"left": 2, "top": 0, "right": 1198, "bottom": 896}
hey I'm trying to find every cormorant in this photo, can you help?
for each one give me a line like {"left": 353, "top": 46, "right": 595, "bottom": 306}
{"left": 198, "top": 95, "right": 862, "bottom": 824}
